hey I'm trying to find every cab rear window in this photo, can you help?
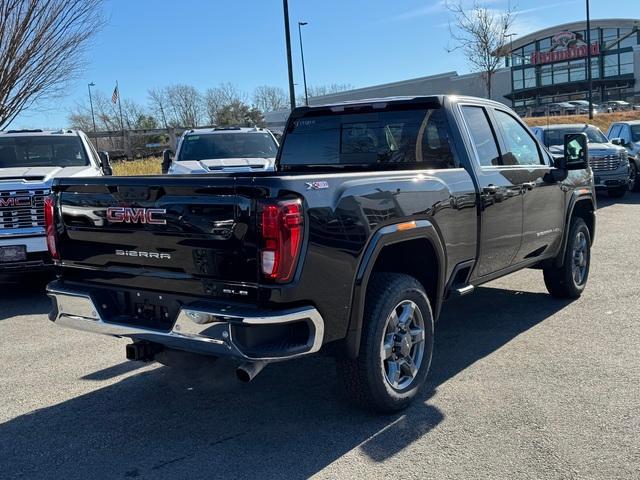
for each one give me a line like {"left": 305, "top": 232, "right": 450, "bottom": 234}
{"left": 279, "top": 106, "right": 456, "bottom": 170}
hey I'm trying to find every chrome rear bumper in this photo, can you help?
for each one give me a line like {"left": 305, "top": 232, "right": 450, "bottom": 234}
{"left": 47, "top": 282, "right": 324, "bottom": 362}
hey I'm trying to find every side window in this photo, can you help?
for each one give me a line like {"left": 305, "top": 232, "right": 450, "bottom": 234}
{"left": 493, "top": 110, "right": 542, "bottom": 166}
{"left": 460, "top": 106, "right": 501, "bottom": 167}
{"left": 620, "top": 125, "right": 631, "bottom": 143}
{"left": 417, "top": 109, "right": 456, "bottom": 168}
{"left": 608, "top": 125, "right": 621, "bottom": 139}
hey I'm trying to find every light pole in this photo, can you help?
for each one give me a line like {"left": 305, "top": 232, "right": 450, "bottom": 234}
{"left": 586, "top": 0, "right": 594, "bottom": 119}
{"left": 87, "top": 82, "right": 97, "bottom": 148}
{"left": 283, "top": 0, "right": 296, "bottom": 110}
{"left": 298, "top": 21, "right": 309, "bottom": 106}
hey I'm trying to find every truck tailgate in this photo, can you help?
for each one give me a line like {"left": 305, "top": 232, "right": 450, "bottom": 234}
{"left": 54, "top": 177, "right": 259, "bottom": 292}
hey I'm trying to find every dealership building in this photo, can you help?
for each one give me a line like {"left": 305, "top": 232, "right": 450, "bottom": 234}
{"left": 265, "top": 18, "right": 640, "bottom": 130}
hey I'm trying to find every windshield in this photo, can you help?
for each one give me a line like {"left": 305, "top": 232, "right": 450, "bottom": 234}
{"left": 0, "top": 136, "right": 88, "bottom": 168}
{"left": 178, "top": 133, "right": 278, "bottom": 161}
{"left": 543, "top": 126, "right": 608, "bottom": 147}
{"left": 279, "top": 105, "right": 455, "bottom": 170}
{"left": 631, "top": 125, "right": 640, "bottom": 142}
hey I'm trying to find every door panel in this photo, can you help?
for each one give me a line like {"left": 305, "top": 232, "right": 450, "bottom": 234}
{"left": 460, "top": 105, "right": 523, "bottom": 278}
{"left": 491, "top": 109, "right": 564, "bottom": 263}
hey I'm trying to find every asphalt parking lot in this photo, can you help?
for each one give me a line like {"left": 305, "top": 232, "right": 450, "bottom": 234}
{"left": 1, "top": 195, "right": 639, "bottom": 480}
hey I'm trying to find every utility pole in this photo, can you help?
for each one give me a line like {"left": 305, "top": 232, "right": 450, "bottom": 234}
{"left": 586, "top": 0, "right": 593, "bottom": 120}
{"left": 298, "top": 21, "right": 309, "bottom": 106}
{"left": 283, "top": 0, "right": 296, "bottom": 110}
{"left": 87, "top": 82, "right": 97, "bottom": 148}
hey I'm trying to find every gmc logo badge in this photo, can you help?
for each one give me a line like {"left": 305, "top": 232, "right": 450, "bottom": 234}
{"left": 0, "top": 196, "right": 32, "bottom": 208}
{"left": 106, "top": 207, "right": 167, "bottom": 225}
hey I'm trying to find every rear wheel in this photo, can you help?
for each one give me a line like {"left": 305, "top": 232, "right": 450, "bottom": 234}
{"left": 337, "top": 273, "right": 434, "bottom": 413}
{"left": 543, "top": 217, "right": 591, "bottom": 299}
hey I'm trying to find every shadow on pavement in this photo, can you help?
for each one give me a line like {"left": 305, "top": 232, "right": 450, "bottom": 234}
{"left": 595, "top": 191, "right": 640, "bottom": 209}
{"left": 0, "top": 286, "right": 571, "bottom": 479}
{"left": 0, "top": 276, "right": 50, "bottom": 320}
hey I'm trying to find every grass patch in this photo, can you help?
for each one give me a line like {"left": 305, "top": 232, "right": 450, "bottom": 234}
{"left": 112, "top": 157, "right": 162, "bottom": 176}
{"left": 523, "top": 111, "right": 640, "bottom": 133}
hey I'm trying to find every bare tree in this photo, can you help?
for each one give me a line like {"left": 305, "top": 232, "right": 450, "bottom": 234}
{"left": 148, "top": 87, "right": 170, "bottom": 127}
{"left": 204, "top": 82, "right": 245, "bottom": 125}
{"left": 253, "top": 86, "right": 289, "bottom": 112}
{"left": 446, "top": 1, "right": 516, "bottom": 99}
{"left": 0, "top": 0, "right": 105, "bottom": 129}
{"left": 165, "top": 84, "right": 202, "bottom": 127}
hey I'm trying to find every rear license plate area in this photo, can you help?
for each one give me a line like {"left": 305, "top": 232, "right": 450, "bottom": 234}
{"left": 93, "top": 289, "right": 182, "bottom": 331}
{"left": 0, "top": 245, "right": 27, "bottom": 263}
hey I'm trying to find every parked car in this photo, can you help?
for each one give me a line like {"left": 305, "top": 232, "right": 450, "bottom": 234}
{"left": 567, "top": 100, "right": 598, "bottom": 115}
{"left": 163, "top": 127, "right": 279, "bottom": 174}
{"left": 532, "top": 124, "right": 630, "bottom": 197}
{"left": 547, "top": 102, "right": 578, "bottom": 116}
{"left": 608, "top": 120, "right": 640, "bottom": 192}
{"left": 46, "top": 95, "right": 595, "bottom": 412}
{"left": 601, "top": 100, "right": 632, "bottom": 112}
{"left": 0, "top": 129, "right": 109, "bottom": 273}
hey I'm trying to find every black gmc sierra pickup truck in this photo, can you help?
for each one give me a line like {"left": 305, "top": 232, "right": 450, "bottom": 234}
{"left": 46, "top": 96, "right": 595, "bottom": 412}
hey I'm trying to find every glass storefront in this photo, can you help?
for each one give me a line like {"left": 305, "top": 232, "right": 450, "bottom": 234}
{"left": 507, "top": 25, "right": 638, "bottom": 113}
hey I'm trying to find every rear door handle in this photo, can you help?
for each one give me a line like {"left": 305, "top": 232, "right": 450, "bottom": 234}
{"left": 522, "top": 181, "right": 536, "bottom": 190}
{"left": 483, "top": 185, "right": 498, "bottom": 194}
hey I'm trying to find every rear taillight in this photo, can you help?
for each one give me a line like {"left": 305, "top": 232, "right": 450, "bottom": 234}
{"left": 259, "top": 199, "right": 303, "bottom": 282}
{"left": 44, "top": 196, "right": 59, "bottom": 260}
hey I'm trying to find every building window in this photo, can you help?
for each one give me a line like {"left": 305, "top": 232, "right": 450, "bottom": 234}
{"left": 524, "top": 67, "right": 536, "bottom": 88}
{"left": 512, "top": 48, "right": 524, "bottom": 67}
{"left": 538, "top": 37, "right": 551, "bottom": 53}
{"left": 569, "top": 60, "right": 586, "bottom": 82}
{"left": 604, "top": 53, "right": 619, "bottom": 77}
{"left": 540, "top": 65, "right": 552, "bottom": 86}
{"left": 618, "top": 28, "right": 636, "bottom": 48}
{"left": 591, "top": 57, "right": 600, "bottom": 80}
{"left": 512, "top": 69, "right": 524, "bottom": 90}
{"left": 553, "top": 62, "right": 569, "bottom": 84}
{"left": 602, "top": 28, "right": 618, "bottom": 49}
{"left": 620, "top": 51, "right": 634, "bottom": 75}
{"left": 522, "top": 43, "right": 534, "bottom": 65}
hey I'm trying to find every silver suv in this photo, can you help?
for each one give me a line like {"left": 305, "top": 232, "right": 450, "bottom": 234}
{"left": 0, "top": 129, "right": 109, "bottom": 273}
{"left": 532, "top": 124, "right": 630, "bottom": 198}
{"left": 607, "top": 120, "right": 640, "bottom": 192}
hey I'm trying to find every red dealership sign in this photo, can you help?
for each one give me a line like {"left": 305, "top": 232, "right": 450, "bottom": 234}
{"left": 530, "top": 31, "right": 600, "bottom": 65}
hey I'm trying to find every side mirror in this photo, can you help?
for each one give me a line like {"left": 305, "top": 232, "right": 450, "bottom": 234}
{"left": 161, "top": 149, "right": 174, "bottom": 174}
{"left": 611, "top": 138, "right": 623, "bottom": 146}
{"left": 98, "top": 151, "right": 112, "bottom": 176}
{"left": 563, "top": 133, "right": 589, "bottom": 170}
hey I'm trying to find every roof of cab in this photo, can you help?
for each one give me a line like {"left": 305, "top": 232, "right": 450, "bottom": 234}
{"left": 292, "top": 94, "right": 508, "bottom": 114}
{"left": 183, "top": 126, "right": 271, "bottom": 136}
{"left": 0, "top": 129, "right": 80, "bottom": 137}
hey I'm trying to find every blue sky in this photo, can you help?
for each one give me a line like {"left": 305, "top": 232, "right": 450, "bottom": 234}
{"left": 13, "top": 0, "right": 637, "bottom": 129}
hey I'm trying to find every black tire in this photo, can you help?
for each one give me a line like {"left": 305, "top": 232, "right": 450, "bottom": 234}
{"left": 608, "top": 186, "right": 626, "bottom": 198}
{"left": 336, "top": 273, "right": 434, "bottom": 413}
{"left": 543, "top": 217, "right": 591, "bottom": 299}
{"left": 628, "top": 162, "right": 637, "bottom": 192}
{"left": 632, "top": 160, "right": 640, "bottom": 192}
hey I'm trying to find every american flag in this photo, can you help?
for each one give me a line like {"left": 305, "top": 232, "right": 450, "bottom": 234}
{"left": 111, "top": 84, "right": 119, "bottom": 104}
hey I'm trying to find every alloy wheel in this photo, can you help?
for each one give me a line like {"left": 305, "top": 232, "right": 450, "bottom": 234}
{"left": 380, "top": 300, "right": 426, "bottom": 390}
{"left": 572, "top": 231, "right": 588, "bottom": 286}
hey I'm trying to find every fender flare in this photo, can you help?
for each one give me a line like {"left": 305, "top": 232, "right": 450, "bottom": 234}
{"left": 556, "top": 192, "right": 596, "bottom": 267}
{"left": 344, "top": 219, "right": 447, "bottom": 358}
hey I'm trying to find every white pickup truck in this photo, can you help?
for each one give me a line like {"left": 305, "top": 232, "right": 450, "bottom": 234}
{"left": 0, "top": 129, "right": 109, "bottom": 273}
{"left": 164, "top": 126, "right": 279, "bottom": 174}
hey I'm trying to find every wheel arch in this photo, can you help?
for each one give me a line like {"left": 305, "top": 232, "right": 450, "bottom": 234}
{"left": 343, "top": 220, "right": 446, "bottom": 358}
{"left": 557, "top": 194, "right": 595, "bottom": 267}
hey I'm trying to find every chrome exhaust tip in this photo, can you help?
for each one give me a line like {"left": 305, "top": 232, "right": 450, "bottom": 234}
{"left": 236, "top": 360, "right": 268, "bottom": 382}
